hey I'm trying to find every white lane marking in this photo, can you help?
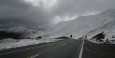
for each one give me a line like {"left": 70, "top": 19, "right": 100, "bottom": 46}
{"left": 78, "top": 40, "right": 84, "bottom": 58}
{"left": 0, "top": 41, "right": 67, "bottom": 56}
{"left": 0, "top": 45, "right": 40, "bottom": 56}
{"left": 28, "top": 43, "right": 67, "bottom": 58}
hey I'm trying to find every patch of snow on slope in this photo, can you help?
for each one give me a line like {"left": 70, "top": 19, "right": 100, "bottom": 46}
{"left": 6, "top": 26, "right": 37, "bottom": 33}
{"left": 1, "top": 26, "right": 46, "bottom": 39}
{"left": 0, "top": 38, "right": 62, "bottom": 50}
{"left": 86, "top": 19, "right": 115, "bottom": 39}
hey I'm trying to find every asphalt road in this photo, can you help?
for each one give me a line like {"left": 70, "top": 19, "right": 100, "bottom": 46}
{"left": 0, "top": 39, "right": 83, "bottom": 58}
{"left": 82, "top": 40, "right": 115, "bottom": 58}
{"left": 0, "top": 39, "right": 115, "bottom": 58}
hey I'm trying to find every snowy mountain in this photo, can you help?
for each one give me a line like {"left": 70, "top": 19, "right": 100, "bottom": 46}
{"left": 86, "top": 18, "right": 115, "bottom": 39}
{"left": 0, "top": 18, "right": 45, "bottom": 30}
{"left": 0, "top": 26, "right": 45, "bottom": 39}
{"left": 6, "top": 26, "right": 37, "bottom": 33}
{"left": 48, "top": 9, "right": 115, "bottom": 39}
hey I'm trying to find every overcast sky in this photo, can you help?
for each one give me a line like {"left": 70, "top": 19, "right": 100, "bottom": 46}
{"left": 0, "top": 0, "right": 115, "bottom": 30}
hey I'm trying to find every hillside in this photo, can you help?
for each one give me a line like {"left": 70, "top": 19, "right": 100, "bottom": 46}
{"left": 0, "top": 26, "right": 44, "bottom": 39}
{"left": 48, "top": 9, "right": 115, "bottom": 39}
{"left": 86, "top": 19, "right": 115, "bottom": 39}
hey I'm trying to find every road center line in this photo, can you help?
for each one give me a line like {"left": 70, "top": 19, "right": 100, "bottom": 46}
{"left": 78, "top": 40, "right": 84, "bottom": 58}
{"left": 0, "top": 40, "right": 67, "bottom": 56}
{"left": 27, "top": 43, "right": 67, "bottom": 58}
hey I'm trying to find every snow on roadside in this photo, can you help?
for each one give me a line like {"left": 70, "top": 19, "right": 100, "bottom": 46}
{"left": 87, "top": 31, "right": 115, "bottom": 44}
{"left": 88, "top": 39, "right": 104, "bottom": 44}
{"left": 0, "top": 38, "right": 62, "bottom": 50}
{"left": 104, "top": 31, "right": 115, "bottom": 44}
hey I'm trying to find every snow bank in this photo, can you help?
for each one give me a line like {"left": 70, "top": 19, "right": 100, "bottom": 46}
{"left": 104, "top": 31, "right": 115, "bottom": 44}
{"left": 0, "top": 38, "right": 62, "bottom": 50}
{"left": 105, "top": 31, "right": 115, "bottom": 40}
{"left": 88, "top": 31, "right": 115, "bottom": 44}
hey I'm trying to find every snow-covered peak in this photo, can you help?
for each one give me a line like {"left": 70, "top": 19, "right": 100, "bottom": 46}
{"left": 48, "top": 9, "right": 115, "bottom": 39}
{"left": 6, "top": 26, "right": 37, "bottom": 33}
{"left": 101, "top": 9, "right": 115, "bottom": 15}
{"left": 0, "top": 26, "right": 47, "bottom": 39}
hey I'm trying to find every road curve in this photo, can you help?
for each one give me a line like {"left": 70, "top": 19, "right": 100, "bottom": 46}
{"left": 0, "top": 39, "right": 83, "bottom": 58}
{"left": 1, "top": 39, "right": 114, "bottom": 58}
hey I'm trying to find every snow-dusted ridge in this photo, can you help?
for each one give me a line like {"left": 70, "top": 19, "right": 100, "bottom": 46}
{"left": 48, "top": 9, "right": 115, "bottom": 39}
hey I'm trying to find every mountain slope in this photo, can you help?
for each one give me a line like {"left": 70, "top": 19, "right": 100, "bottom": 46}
{"left": 48, "top": 9, "right": 115, "bottom": 39}
{"left": 0, "top": 26, "right": 45, "bottom": 39}
{"left": 86, "top": 19, "right": 115, "bottom": 39}
{"left": 0, "top": 18, "right": 46, "bottom": 30}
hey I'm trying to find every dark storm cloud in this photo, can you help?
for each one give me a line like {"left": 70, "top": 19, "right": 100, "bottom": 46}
{"left": 0, "top": 0, "right": 53, "bottom": 30}
{"left": 53, "top": 0, "right": 115, "bottom": 16}
{"left": 0, "top": 0, "right": 115, "bottom": 30}
{"left": 0, "top": 0, "right": 51, "bottom": 21}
